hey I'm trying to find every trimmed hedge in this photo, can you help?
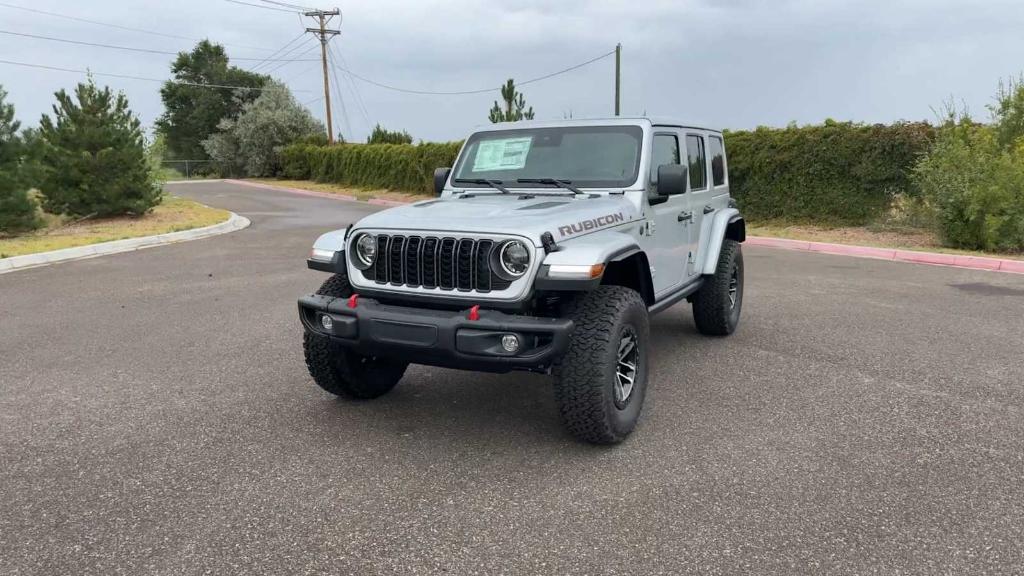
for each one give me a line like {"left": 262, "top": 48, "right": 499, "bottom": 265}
{"left": 282, "top": 121, "right": 934, "bottom": 224}
{"left": 281, "top": 141, "right": 462, "bottom": 194}
{"left": 725, "top": 121, "right": 935, "bottom": 225}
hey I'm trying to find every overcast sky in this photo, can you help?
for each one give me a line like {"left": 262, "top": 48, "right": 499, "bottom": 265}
{"left": 2, "top": 0, "right": 1023, "bottom": 144}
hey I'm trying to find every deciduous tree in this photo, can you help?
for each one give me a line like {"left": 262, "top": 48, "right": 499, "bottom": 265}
{"left": 156, "top": 41, "right": 268, "bottom": 162}
{"left": 202, "top": 81, "right": 323, "bottom": 177}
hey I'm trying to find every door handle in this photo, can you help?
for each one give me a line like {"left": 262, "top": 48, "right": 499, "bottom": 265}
{"left": 703, "top": 205, "right": 715, "bottom": 214}
{"left": 677, "top": 211, "right": 693, "bottom": 223}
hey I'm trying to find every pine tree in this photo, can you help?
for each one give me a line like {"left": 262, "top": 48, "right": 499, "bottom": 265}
{"left": 488, "top": 79, "right": 535, "bottom": 123}
{"left": 38, "top": 79, "right": 159, "bottom": 217}
{"left": 366, "top": 124, "right": 413, "bottom": 145}
{"left": 0, "top": 85, "right": 40, "bottom": 235}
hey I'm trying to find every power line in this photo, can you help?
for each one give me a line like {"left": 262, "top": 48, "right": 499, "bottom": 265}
{"left": 279, "top": 60, "right": 322, "bottom": 84}
{"left": 329, "top": 43, "right": 372, "bottom": 131}
{"left": 247, "top": 31, "right": 307, "bottom": 72}
{"left": 262, "top": 40, "right": 320, "bottom": 75}
{"left": 0, "top": 29, "right": 320, "bottom": 62}
{"left": 257, "top": 0, "right": 316, "bottom": 11}
{"left": 0, "top": 1, "right": 273, "bottom": 52}
{"left": 0, "top": 58, "right": 311, "bottom": 91}
{"left": 326, "top": 47, "right": 350, "bottom": 139}
{"left": 223, "top": 0, "right": 298, "bottom": 13}
{"left": 333, "top": 49, "right": 617, "bottom": 96}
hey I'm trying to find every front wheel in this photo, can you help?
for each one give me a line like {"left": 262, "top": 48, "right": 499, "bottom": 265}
{"left": 692, "top": 239, "right": 744, "bottom": 336}
{"left": 303, "top": 273, "right": 408, "bottom": 399}
{"left": 553, "top": 286, "right": 650, "bottom": 444}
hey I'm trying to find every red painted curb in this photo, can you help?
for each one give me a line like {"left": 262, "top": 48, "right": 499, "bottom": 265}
{"left": 1000, "top": 259, "right": 1024, "bottom": 273}
{"left": 748, "top": 235, "right": 1023, "bottom": 275}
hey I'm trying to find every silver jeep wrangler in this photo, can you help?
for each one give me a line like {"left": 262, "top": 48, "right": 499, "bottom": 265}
{"left": 298, "top": 118, "right": 746, "bottom": 444}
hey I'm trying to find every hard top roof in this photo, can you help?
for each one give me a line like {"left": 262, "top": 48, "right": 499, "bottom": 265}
{"left": 471, "top": 117, "right": 722, "bottom": 134}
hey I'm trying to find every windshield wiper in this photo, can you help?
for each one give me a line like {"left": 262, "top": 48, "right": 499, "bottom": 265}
{"left": 516, "top": 178, "right": 585, "bottom": 195}
{"left": 453, "top": 178, "right": 511, "bottom": 194}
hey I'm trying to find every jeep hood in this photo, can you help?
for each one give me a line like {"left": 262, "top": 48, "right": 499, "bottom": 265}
{"left": 352, "top": 194, "right": 641, "bottom": 244}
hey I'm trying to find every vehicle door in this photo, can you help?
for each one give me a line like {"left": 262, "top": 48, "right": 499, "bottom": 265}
{"left": 683, "top": 133, "right": 713, "bottom": 279}
{"left": 645, "top": 130, "right": 697, "bottom": 297}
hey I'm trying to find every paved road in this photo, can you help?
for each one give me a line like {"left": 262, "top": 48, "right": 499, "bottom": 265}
{"left": 2, "top": 181, "right": 1023, "bottom": 575}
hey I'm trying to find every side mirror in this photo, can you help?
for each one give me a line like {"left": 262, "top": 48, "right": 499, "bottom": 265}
{"left": 433, "top": 167, "right": 452, "bottom": 196}
{"left": 656, "top": 164, "right": 688, "bottom": 197}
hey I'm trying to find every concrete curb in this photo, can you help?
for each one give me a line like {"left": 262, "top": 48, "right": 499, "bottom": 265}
{"left": 0, "top": 212, "right": 250, "bottom": 275}
{"left": 747, "top": 235, "right": 1024, "bottom": 275}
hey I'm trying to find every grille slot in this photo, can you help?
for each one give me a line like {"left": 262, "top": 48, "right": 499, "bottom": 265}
{"left": 422, "top": 238, "right": 438, "bottom": 288}
{"left": 439, "top": 238, "right": 456, "bottom": 289}
{"left": 361, "top": 234, "right": 513, "bottom": 293}
{"left": 405, "top": 236, "right": 422, "bottom": 286}
{"left": 388, "top": 236, "right": 406, "bottom": 285}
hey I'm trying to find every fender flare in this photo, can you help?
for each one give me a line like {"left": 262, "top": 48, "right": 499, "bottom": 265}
{"left": 537, "top": 228, "right": 653, "bottom": 301}
{"left": 700, "top": 208, "right": 745, "bottom": 275}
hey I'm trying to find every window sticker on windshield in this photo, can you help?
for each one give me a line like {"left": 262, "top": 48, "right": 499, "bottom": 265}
{"left": 472, "top": 137, "right": 533, "bottom": 172}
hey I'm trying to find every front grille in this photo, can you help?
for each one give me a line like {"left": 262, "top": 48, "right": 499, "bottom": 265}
{"left": 363, "top": 234, "right": 512, "bottom": 292}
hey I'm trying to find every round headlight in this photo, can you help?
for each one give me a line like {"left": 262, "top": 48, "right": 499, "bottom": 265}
{"left": 498, "top": 240, "right": 530, "bottom": 278}
{"left": 353, "top": 234, "right": 377, "bottom": 269}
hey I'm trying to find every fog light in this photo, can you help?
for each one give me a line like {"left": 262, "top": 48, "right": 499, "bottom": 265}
{"left": 320, "top": 314, "right": 334, "bottom": 331}
{"left": 501, "top": 334, "right": 520, "bottom": 353}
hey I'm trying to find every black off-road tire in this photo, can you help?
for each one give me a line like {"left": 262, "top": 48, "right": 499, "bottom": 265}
{"left": 553, "top": 286, "right": 650, "bottom": 444}
{"left": 302, "top": 273, "right": 408, "bottom": 399}
{"left": 692, "top": 239, "right": 744, "bottom": 336}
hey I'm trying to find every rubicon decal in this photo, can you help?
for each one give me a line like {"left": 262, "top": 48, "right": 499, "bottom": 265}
{"left": 558, "top": 213, "right": 625, "bottom": 237}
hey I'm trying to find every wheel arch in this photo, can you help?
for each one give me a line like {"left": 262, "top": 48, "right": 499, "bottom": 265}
{"left": 601, "top": 250, "right": 655, "bottom": 306}
{"left": 700, "top": 208, "right": 745, "bottom": 275}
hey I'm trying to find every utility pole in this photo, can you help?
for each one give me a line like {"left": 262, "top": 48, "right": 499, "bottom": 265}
{"left": 614, "top": 43, "right": 621, "bottom": 116}
{"left": 305, "top": 8, "right": 341, "bottom": 143}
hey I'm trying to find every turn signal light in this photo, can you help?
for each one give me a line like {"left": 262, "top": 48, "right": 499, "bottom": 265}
{"left": 546, "top": 263, "right": 606, "bottom": 280}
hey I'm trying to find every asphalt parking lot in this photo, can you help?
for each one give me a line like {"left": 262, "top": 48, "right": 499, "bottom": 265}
{"left": 2, "top": 181, "right": 1023, "bottom": 575}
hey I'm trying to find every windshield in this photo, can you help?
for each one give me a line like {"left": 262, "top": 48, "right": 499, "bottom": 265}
{"left": 452, "top": 125, "right": 643, "bottom": 189}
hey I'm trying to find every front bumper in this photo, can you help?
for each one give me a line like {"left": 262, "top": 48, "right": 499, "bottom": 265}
{"left": 297, "top": 295, "right": 574, "bottom": 373}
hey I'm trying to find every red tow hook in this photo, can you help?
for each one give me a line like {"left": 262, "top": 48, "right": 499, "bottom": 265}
{"left": 467, "top": 305, "right": 480, "bottom": 321}
{"left": 347, "top": 294, "right": 359, "bottom": 309}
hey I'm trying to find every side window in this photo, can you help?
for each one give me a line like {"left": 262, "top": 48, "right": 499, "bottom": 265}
{"left": 685, "top": 135, "right": 707, "bottom": 191}
{"left": 649, "top": 134, "right": 680, "bottom": 186}
{"left": 709, "top": 135, "right": 726, "bottom": 187}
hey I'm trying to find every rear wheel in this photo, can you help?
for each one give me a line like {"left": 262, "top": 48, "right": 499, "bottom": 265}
{"left": 692, "top": 239, "right": 744, "bottom": 336}
{"left": 302, "top": 273, "right": 407, "bottom": 399}
{"left": 553, "top": 286, "right": 650, "bottom": 444}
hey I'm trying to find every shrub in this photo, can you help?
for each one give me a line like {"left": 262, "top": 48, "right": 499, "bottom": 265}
{"left": 725, "top": 121, "right": 934, "bottom": 225}
{"left": 991, "top": 76, "right": 1024, "bottom": 150}
{"left": 202, "top": 81, "right": 323, "bottom": 177}
{"left": 0, "top": 85, "right": 40, "bottom": 234}
{"left": 281, "top": 141, "right": 462, "bottom": 194}
{"left": 914, "top": 117, "right": 1024, "bottom": 252}
{"left": 38, "top": 79, "right": 159, "bottom": 217}
{"left": 366, "top": 124, "right": 413, "bottom": 145}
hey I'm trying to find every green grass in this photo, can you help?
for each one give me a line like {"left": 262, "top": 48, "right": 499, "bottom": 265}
{"left": 156, "top": 167, "right": 219, "bottom": 182}
{"left": 0, "top": 195, "right": 230, "bottom": 259}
